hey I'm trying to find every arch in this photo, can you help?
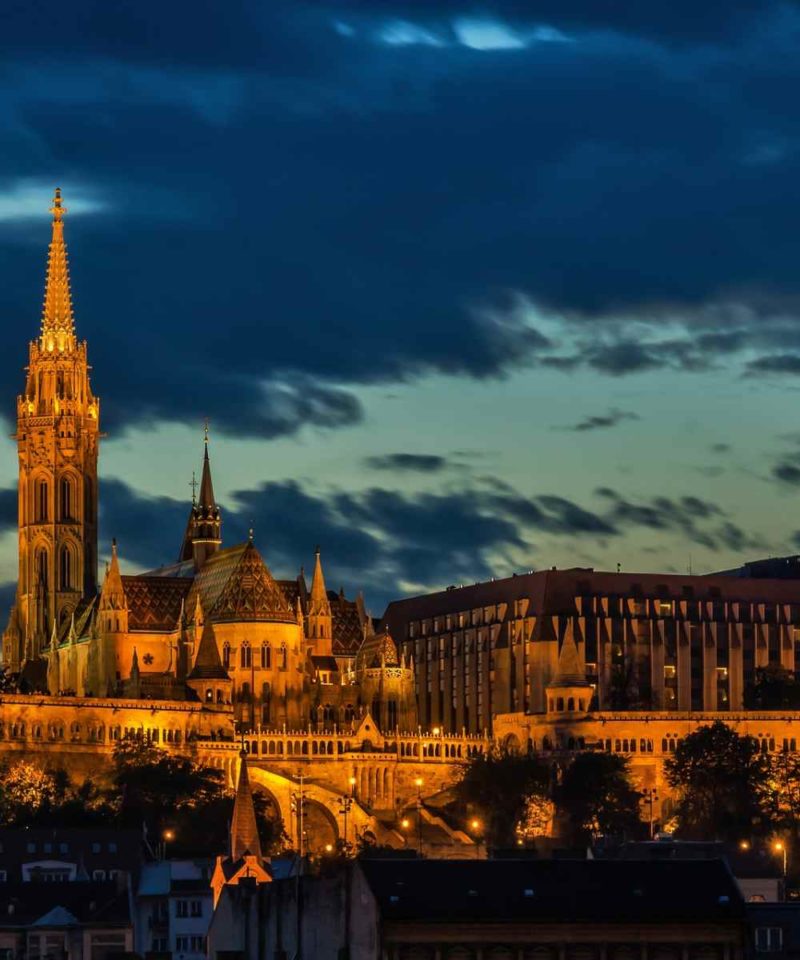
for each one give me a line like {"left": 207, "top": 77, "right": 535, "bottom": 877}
{"left": 222, "top": 643, "right": 231, "bottom": 670}
{"left": 35, "top": 546, "right": 49, "bottom": 589}
{"left": 503, "top": 733, "right": 521, "bottom": 754}
{"left": 260, "top": 642, "right": 271, "bottom": 669}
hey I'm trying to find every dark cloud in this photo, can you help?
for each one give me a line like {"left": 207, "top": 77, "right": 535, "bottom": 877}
{"left": 745, "top": 354, "right": 800, "bottom": 376}
{"left": 95, "top": 472, "right": 763, "bottom": 611}
{"left": 561, "top": 408, "right": 639, "bottom": 432}
{"left": 364, "top": 453, "right": 447, "bottom": 473}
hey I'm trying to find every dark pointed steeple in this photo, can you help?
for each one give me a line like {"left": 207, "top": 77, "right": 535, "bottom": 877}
{"left": 231, "top": 749, "right": 262, "bottom": 863}
{"left": 179, "top": 423, "right": 222, "bottom": 569}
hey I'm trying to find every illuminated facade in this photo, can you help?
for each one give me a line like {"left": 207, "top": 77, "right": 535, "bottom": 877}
{"left": 0, "top": 190, "right": 464, "bottom": 853}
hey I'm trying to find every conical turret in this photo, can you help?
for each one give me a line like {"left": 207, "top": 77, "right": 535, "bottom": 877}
{"left": 231, "top": 750, "right": 262, "bottom": 863}
{"left": 99, "top": 541, "right": 128, "bottom": 634}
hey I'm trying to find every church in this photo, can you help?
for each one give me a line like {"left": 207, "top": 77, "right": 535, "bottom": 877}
{"left": 0, "top": 190, "right": 418, "bottom": 738}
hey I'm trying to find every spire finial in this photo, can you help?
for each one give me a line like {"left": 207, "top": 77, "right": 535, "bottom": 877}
{"left": 50, "top": 187, "right": 65, "bottom": 222}
{"left": 204, "top": 417, "right": 210, "bottom": 446}
{"left": 248, "top": 527, "right": 254, "bottom": 543}
{"left": 189, "top": 471, "right": 198, "bottom": 506}
{"left": 41, "top": 187, "right": 75, "bottom": 348}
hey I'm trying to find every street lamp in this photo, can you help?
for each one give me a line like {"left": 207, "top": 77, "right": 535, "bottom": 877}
{"left": 469, "top": 818, "right": 484, "bottom": 858}
{"left": 338, "top": 795, "right": 353, "bottom": 845}
{"left": 774, "top": 840, "right": 788, "bottom": 879}
{"left": 349, "top": 775, "right": 356, "bottom": 797}
{"left": 414, "top": 777, "right": 424, "bottom": 856}
{"left": 642, "top": 788, "right": 658, "bottom": 839}
{"left": 739, "top": 840, "right": 751, "bottom": 852}
{"left": 161, "top": 828, "right": 175, "bottom": 860}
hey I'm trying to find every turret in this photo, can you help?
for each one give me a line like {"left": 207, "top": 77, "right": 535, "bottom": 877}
{"left": 98, "top": 540, "right": 128, "bottom": 634}
{"left": 186, "top": 620, "right": 231, "bottom": 706}
{"left": 306, "top": 547, "right": 332, "bottom": 655}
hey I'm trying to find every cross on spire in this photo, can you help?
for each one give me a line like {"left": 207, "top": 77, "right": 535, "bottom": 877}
{"left": 189, "top": 471, "right": 198, "bottom": 505}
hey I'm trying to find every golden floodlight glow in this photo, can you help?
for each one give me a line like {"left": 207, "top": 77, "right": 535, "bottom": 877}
{"left": 401, "top": 818, "right": 410, "bottom": 829}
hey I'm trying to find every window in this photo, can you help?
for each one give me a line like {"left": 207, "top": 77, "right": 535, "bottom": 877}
{"left": 261, "top": 643, "right": 271, "bottom": 669}
{"left": 755, "top": 927, "right": 783, "bottom": 952}
{"left": 59, "top": 545, "right": 72, "bottom": 590}
{"left": 91, "top": 842, "right": 101, "bottom": 853}
{"left": 191, "top": 936, "right": 205, "bottom": 953}
{"left": 59, "top": 477, "right": 73, "bottom": 520}
{"left": 92, "top": 869, "right": 106, "bottom": 881}
{"left": 35, "top": 478, "right": 48, "bottom": 522}
{"left": 222, "top": 643, "right": 231, "bottom": 669}
{"left": 240, "top": 641, "right": 251, "bottom": 669}
{"left": 0, "top": 871, "right": 7, "bottom": 882}
{"left": 27, "top": 843, "right": 36, "bottom": 853}
{"left": 176, "top": 901, "right": 189, "bottom": 918}
{"left": 108, "top": 842, "right": 117, "bottom": 853}
{"left": 190, "top": 900, "right": 202, "bottom": 917}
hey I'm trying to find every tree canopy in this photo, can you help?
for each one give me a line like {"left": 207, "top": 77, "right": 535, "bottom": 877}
{"left": 664, "top": 720, "right": 770, "bottom": 840}
{"left": 553, "top": 752, "right": 643, "bottom": 845}
{"left": 0, "top": 740, "right": 283, "bottom": 857}
{"left": 454, "top": 747, "right": 550, "bottom": 848}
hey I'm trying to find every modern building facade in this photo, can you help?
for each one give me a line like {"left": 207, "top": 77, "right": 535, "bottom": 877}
{"left": 383, "top": 567, "right": 800, "bottom": 735}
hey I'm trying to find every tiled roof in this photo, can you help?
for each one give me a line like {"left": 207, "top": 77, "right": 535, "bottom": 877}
{"left": 332, "top": 598, "right": 364, "bottom": 656}
{"left": 204, "top": 542, "right": 296, "bottom": 623}
{"left": 187, "top": 621, "right": 229, "bottom": 681}
{"left": 357, "top": 628, "right": 399, "bottom": 669}
{"left": 123, "top": 576, "right": 192, "bottom": 632}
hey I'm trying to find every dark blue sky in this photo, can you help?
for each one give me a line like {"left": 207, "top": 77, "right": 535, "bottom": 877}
{"left": 1, "top": 1, "right": 800, "bottom": 611}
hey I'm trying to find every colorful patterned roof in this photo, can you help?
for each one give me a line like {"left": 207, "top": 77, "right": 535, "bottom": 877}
{"left": 332, "top": 597, "right": 365, "bottom": 656}
{"left": 123, "top": 576, "right": 192, "bottom": 632}
{"left": 205, "top": 541, "right": 296, "bottom": 623}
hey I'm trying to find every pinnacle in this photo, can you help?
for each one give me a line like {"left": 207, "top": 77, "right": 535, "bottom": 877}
{"left": 40, "top": 188, "right": 76, "bottom": 350}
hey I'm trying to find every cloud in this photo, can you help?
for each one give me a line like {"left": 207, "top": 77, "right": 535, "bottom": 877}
{"left": 364, "top": 453, "right": 448, "bottom": 473}
{"left": 561, "top": 408, "right": 640, "bottom": 432}
{"left": 97, "top": 472, "right": 764, "bottom": 611}
{"left": 1, "top": 0, "right": 800, "bottom": 443}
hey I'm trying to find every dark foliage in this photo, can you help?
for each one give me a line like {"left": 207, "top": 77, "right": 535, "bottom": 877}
{"left": 553, "top": 752, "right": 643, "bottom": 845}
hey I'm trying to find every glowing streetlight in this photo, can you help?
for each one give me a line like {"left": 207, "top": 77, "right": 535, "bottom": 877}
{"left": 470, "top": 819, "right": 481, "bottom": 831}
{"left": 161, "top": 828, "right": 175, "bottom": 860}
{"left": 349, "top": 776, "right": 357, "bottom": 796}
{"left": 401, "top": 818, "right": 410, "bottom": 829}
{"left": 324, "top": 843, "right": 333, "bottom": 854}
{"left": 773, "top": 840, "right": 788, "bottom": 878}
{"left": 414, "top": 778, "right": 424, "bottom": 855}
{"left": 739, "top": 840, "right": 751, "bottom": 851}
{"left": 432, "top": 727, "right": 441, "bottom": 736}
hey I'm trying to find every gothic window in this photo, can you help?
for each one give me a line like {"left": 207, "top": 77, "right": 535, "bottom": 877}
{"left": 222, "top": 643, "right": 231, "bottom": 669}
{"left": 279, "top": 644, "right": 287, "bottom": 670}
{"left": 261, "top": 642, "right": 271, "bottom": 669}
{"left": 239, "top": 681, "right": 252, "bottom": 703}
{"left": 240, "top": 641, "right": 252, "bottom": 669}
{"left": 387, "top": 699, "right": 398, "bottom": 730}
{"left": 59, "top": 477, "right": 74, "bottom": 520}
{"left": 60, "top": 545, "right": 73, "bottom": 590}
{"left": 35, "top": 479, "right": 49, "bottom": 522}
{"left": 36, "top": 548, "right": 49, "bottom": 589}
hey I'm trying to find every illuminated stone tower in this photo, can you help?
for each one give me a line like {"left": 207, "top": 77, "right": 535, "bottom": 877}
{"left": 179, "top": 427, "right": 222, "bottom": 571}
{"left": 4, "top": 189, "right": 100, "bottom": 670}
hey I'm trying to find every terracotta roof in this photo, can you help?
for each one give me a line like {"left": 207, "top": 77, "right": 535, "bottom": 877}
{"left": 123, "top": 576, "right": 192, "bottom": 631}
{"left": 202, "top": 542, "right": 296, "bottom": 624}
{"left": 56, "top": 595, "right": 96, "bottom": 644}
{"left": 332, "top": 597, "right": 364, "bottom": 656}
{"left": 358, "top": 628, "right": 399, "bottom": 669}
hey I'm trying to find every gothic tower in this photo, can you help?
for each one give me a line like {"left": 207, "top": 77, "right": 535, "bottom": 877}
{"left": 307, "top": 547, "right": 333, "bottom": 656}
{"left": 179, "top": 428, "right": 222, "bottom": 571}
{"left": 5, "top": 189, "right": 100, "bottom": 670}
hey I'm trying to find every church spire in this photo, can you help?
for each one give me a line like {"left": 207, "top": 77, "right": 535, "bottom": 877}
{"left": 231, "top": 749, "right": 262, "bottom": 863}
{"left": 306, "top": 546, "right": 333, "bottom": 655}
{"left": 179, "top": 425, "right": 222, "bottom": 569}
{"left": 40, "top": 188, "right": 76, "bottom": 353}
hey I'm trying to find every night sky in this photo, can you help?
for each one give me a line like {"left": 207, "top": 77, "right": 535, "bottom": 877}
{"left": 1, "top": 1, "right": 799, "bottom": 613}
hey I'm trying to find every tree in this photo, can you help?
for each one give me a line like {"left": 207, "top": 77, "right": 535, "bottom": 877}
{"left": 745, "top": 665, "right": 800, "bottom": 709}
{"left": 553, "top": 752, "right": 643, "bottom": 845}
{"left": 664, "top": 721, "right": 770, "bottom": 840}
{"left": 454, "top": 747, "right": 550, "bottom": 848}
{"left": 110, "top": 738, "right": 283, "bottom": 856}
